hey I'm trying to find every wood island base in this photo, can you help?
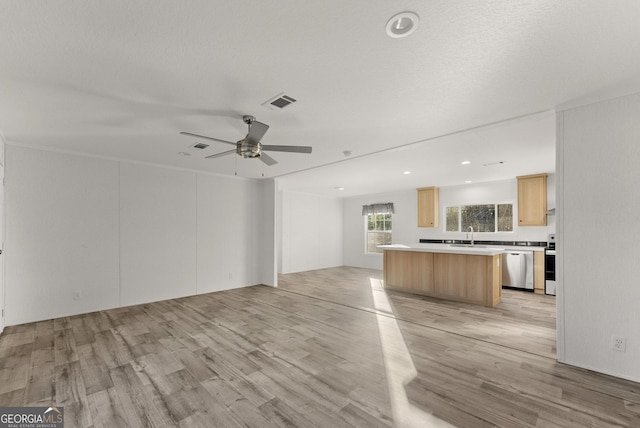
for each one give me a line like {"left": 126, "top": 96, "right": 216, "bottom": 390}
{"left": 383, "top": 249, "right": 502, "bottom": 307}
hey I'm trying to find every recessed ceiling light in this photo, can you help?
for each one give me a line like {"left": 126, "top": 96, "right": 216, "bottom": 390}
{"left": 461, "top": 160, "right": 471, "bottom": 165}
{"left": 403, "top": 171, "right": 411, "bottom": 175}
{"left": 178, "top": 152, "right": 191, "bottom": 156}
{"left": 386, "top": 12, "right": 420, "bottom": 38}
{"left": 343, "top": 150, "right": 352, "bottom": 157}
{"left": 336, "top": 187, "right": 345, "bottom": 191}
{"left": 465, "top": 180, "right": 473, "bottom": 184}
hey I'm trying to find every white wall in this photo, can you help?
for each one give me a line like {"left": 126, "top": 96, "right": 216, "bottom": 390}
{"left": 343, "top": 178, "right": 555, "bottom": 270}
{"left": 197, "top": 173, "right": 263, "bottom": 293}
{"left": 557, "top": 92, "right": 640, "bottom": 382}
{"left": 119, "top": 163, "right": 198, "bottom": 306}
{"left": 279, "top": 190, "right": 343, "bottom": 274}
{"left": 4, "top": 145, "right": 272, "bottom": 325}
{"left": 0, "top": 135, "right": 5, "bottom": 334}
{"left": 260, "top": 179, "right": 277, "bottom": 286}
{"left": 5, "top": 147, "right": 121, "bottom": 325}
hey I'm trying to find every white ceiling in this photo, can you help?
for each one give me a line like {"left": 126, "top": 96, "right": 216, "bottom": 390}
{"left": 2, "top": 1, "right": 640, "bottom": 196}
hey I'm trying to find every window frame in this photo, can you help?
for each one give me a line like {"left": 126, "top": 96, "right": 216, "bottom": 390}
{"left": 365, "top": 211, "right": 393, "bottom": 254}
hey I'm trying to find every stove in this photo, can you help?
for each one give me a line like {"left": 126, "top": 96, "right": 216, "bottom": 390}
{"left": 545, "top": 234, "right": 556, "bottom": 295}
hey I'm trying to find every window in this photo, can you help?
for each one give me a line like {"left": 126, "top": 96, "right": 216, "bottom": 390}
{"left": 362, "top": 202, "right": 394, "bottom": 254}
{"left": 366, "top": 212, "right": 392, "bottom": 253}
{"left": 496, "top": 204, "right": 513, "bottom": 232}
{"left": 446, "top": 203, "right": 513, "bottom": 232}
{"left": 446, "top": 207, "right": 459, "bottom": 231}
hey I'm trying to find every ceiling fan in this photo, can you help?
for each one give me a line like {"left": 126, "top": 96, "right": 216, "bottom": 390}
{"left": 180, "top": 115, "right": 312, "bottom": 166}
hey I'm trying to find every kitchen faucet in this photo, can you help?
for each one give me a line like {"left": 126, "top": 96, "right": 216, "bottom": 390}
{"left": 467, "top": 226, "right": 474, "bottom": 245}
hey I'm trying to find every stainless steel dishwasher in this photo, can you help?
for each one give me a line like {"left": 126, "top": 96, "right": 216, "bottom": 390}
{"left": 502, "top": 250, "right": 534, "bottom": 290}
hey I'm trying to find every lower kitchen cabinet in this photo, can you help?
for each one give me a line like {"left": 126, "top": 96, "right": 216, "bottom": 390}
{"left": 383, "top": 249, "right": 502, "bottom": 307}
{"left": 384, "top": 250, "right": 434, "bottom": 294}
{"left": 433, "top": 253, "right": 501, "bottom": 306}
{"left": 533, "top": 251, "right": 545, "bottom": 294}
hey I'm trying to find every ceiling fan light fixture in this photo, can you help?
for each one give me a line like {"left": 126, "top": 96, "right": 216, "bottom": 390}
{"left": 386, "top": 12, "right": 419, "bottom": 38}
{"left": 237, "top": 140, "right": 262, "bottom": 158}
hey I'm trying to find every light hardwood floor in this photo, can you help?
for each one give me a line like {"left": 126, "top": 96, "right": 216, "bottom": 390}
{"left": 0, "top": 266, "right": 638, "bottom": 427}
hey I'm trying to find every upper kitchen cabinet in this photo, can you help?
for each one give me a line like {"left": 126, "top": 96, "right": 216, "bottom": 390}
{"left": 417, "top": 186, "right": 439, "bottom": 227}
{"left": 517, "top": 173, "right": 547, "bottom": 226}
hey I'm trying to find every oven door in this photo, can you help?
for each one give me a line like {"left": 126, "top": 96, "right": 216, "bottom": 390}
{"left": 545, "top": 249, "right": 556, "bottom": 295}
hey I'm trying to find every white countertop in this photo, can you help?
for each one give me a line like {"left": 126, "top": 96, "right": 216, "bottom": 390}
{"left": 379, "top": 243, "right": 507, "bottom": 256}
{"left": 500, "top": 245, "right": 547, "bottom": 252}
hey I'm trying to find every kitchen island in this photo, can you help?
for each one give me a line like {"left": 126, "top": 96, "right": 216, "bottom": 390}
{"left": 380, "top": 244, "right": 504, "bottom": 307}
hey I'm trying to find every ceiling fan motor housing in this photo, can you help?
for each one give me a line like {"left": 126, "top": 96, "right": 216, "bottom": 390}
{"left": 237, "top": 139, "right": 262, "bottom": 158}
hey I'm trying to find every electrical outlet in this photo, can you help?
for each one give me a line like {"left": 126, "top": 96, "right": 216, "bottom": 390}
{"left": 72, "top": 291, "right": 81, "bottom": 301}
{"left": 612, "top": 336, "right": 627, "bottom": 352}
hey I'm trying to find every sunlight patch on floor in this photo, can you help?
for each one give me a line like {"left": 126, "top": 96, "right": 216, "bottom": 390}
{"left": 370, "top": 277, "right": 455, "bottom": 428}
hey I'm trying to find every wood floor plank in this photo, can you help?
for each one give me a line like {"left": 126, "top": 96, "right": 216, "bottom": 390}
{"left": 198, "top": 358, "right": 275, "bottom": 408}
{"left": 0, "top": 363, "right": 29, "bottom": 395}
{"left": 54, "top": 360, "right": 92, "bottom": 428}
{"left": 258, "top": 397, "right": 318, "bottom": 428}
{"left": 76, "top": 344, "right": 114, "bottom": 396}
{"left": 86, "top": 388, "right": 130, "bottom": 428}
{"left": 0, "top": 387, "right": 27, "bottom": 407}
{"left": 109, "top": 362, "right": 176, "bottom": 427}
{"left": 0, "top": 342, "right": 32, "bottom": 371}
{"left": 23, "top": 360, "right": 56, "bottom": 405}
{"left": 338, "top": 401, "right": 394, "bottom": 428}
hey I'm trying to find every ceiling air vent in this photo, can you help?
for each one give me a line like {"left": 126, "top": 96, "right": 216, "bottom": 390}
{"left": 192, "top": 142, "right": 210, "bottom": 150}
{"left": 262, "top": 92, "right": 297, "bottom": 110}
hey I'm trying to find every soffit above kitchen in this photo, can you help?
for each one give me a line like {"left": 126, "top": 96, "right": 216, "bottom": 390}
{"left": 1, "top": 1, "right": 640, "bottom": 193}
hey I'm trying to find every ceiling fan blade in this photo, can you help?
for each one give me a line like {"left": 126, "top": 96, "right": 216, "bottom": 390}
{"left": 259, "top": 152, "right": 278, "bottom": 166}
{"left": 205, "top": 149, "right": 236, "bottom": 159}
{"left": 262, "top": 145, "right": 312, "bottom": 154}
{"left": 247, "top": 121, "right": 269, "bottom": 143}
{"left": 180, "top": 131, "right": 236, "bottom": 146}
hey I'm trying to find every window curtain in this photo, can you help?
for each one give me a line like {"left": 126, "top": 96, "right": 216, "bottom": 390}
{"left": 362, "top": 202, "right": 395, "bottom": 215}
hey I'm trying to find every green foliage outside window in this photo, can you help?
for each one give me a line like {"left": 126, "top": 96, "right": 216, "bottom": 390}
{"left": 497, "top": 204, "right": 513, "bottom": 232}
{"left": 461, "top": 204, "right": 496, "bottom": 232}
{"left": 446, "top": 203, "right": 513, "bottom": 233}
{"left": 446, "top": 207, "right": 459, "bottom": 231}
{"left": 366, "top": 213, "right": 392, "bottom": 253}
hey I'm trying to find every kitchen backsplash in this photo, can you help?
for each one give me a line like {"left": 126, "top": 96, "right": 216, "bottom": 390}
{"left": 419, "top": 238, "right": 547, "bottom": 247}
